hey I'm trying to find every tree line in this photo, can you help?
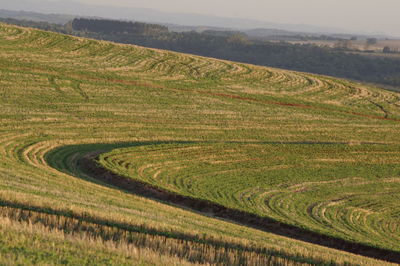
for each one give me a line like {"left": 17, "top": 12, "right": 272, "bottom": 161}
{"left": 71, "top": 18, "right": 168, "bottom": 35}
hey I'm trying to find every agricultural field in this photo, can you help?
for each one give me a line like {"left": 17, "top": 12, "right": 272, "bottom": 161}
{"left": 288, "top": 39, "right": 400, "bottom": 58}
{"left": 98, "top": 142, "right": 400, "bottom": 252}
{"left": 0, "top": 22, "right": 400, "bottom": 265}
{"left": 288, "top": 39, "right": 400, "bottom": 50}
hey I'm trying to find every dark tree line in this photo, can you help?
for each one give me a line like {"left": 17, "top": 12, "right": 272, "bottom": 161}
{"left": 71, "top": 18, "right": 168, "bottom": 35}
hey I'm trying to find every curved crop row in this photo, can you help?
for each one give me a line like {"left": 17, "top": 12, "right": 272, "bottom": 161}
{"left": 98, "top": 142, "right": 400, "bottom": 253}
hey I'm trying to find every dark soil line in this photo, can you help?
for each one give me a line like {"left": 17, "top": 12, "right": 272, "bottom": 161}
{"left": 368, "top": 100, "right": 390, "bottom": 119}
{"left": 79, "top": 151, "right": 400, "bottom": 264}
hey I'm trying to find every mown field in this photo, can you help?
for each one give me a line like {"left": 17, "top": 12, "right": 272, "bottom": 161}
{"left": 0, "top": 22, "right": 400, "bottom": 265}
{"left": 98, "top": 142, "right": 400, "bottom": 251}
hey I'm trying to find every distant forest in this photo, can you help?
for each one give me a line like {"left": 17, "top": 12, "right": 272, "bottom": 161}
{"left": 2, "top": 17, "right": 400, "bottom": 89}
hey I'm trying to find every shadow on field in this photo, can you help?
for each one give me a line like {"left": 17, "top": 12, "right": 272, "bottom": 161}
{"left": 46, "top": 141, "right": 400, "bottom": 264}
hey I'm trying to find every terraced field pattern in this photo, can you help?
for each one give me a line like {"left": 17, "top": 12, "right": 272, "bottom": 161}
{"left": 1, "top": 23, "right": 400, "bottom": 265}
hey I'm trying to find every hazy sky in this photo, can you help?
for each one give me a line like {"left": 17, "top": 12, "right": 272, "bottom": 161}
{"left": 73, "top": 0, "right": 399, "bottom": 35}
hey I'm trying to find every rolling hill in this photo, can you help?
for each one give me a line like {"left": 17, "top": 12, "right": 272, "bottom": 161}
{"left": 0, "top": 22, "right": 399, "bottom": 265}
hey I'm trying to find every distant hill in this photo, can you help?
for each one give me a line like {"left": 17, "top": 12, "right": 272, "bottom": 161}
{"left": 1, "top": 0, "right": 370, "bottom": 35}
{"left": 1, "top": 3, "right": 393, "bottom": 40}
{"left": 0, "top": 9, "right": 74, "bottom": 24}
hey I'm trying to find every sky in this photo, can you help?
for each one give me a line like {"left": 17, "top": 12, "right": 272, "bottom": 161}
{"left": 75, "top": 0, "right": 399, "bottom": 35}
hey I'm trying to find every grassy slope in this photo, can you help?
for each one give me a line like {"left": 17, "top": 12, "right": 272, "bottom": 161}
{"left": 0, "top": 23, "right": 399, "bottom": 264}
{"left": 0, "top": 216, "right": 193, "bottom": 266}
